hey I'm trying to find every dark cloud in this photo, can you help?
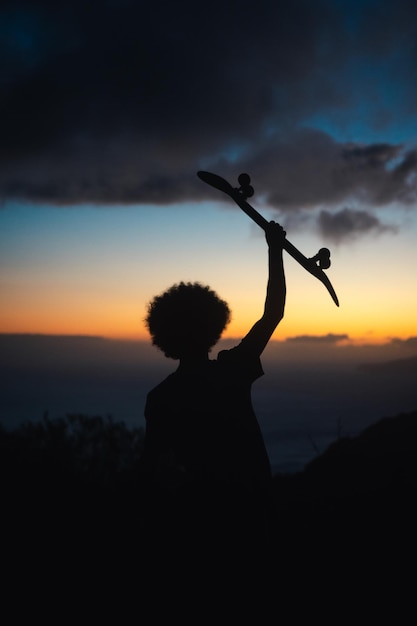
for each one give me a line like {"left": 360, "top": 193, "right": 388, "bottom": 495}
{"left": 342, "top": 144, "right": 400, "bottom": 168}
{"left": 0, "top": 0, "right": 416, "bottom": 213}
{"left": 389, "top": 337, "right": 417, "bottom": 350}
{"left": 285, "top": 333, "right": 349, "bottom": 344}
{"left": 358, "top": 355, "right": 417, "bottom": 375}
{"left": 340, "top": 145, "right": 417, "bottom": 206}
{"left": 222, "top": 131, "right": 417, "bottom": 211}
{"left": 318, "top": 207, "right": 397, "bottom": 243}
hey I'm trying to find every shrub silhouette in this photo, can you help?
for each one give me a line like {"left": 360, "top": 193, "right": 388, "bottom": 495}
{"left": 0, "top": 413, "right": 145, "bottom": 490}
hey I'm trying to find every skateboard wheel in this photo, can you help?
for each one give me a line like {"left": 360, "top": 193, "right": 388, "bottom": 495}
{"left": 238, "top": 173, "right": 251, "bottom": 186}
{"left": 244, "top": 185, "right": 254, "bottom": 198}
{"left": 317, "top": 248, "right": 331, "bottom": 269}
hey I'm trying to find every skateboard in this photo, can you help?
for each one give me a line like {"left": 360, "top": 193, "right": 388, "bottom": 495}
{"left": 197, "top": 171, "right": 339, "bottom": 307}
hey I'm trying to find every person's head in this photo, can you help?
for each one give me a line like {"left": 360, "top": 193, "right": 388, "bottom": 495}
{"left": 145, "top": 281, "right": 231, "bottom": 359}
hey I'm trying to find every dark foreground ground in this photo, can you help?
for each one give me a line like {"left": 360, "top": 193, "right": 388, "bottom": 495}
{"left": 2, "top": 410, "right": 416, "bottom": 618}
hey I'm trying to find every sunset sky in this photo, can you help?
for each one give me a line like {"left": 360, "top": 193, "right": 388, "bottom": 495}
{"left": 1, "top": 0, "right": 417, "bottom": 347}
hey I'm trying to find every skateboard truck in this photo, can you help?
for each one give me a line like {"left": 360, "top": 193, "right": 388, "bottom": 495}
{"left": 197, "top": 170, "right": 340, "bottom": 307}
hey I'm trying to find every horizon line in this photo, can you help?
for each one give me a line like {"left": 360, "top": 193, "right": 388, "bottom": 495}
{"left": 1, "top": 331, "right": 415, "bottom": 348}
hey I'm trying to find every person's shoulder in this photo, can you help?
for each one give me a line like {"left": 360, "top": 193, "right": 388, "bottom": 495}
{"left": 217, "top": 339, "right": 257, "bottom": 362}
{"left": 147, "top": 371, "right": 178, "bottom": 396}
{"left": 216, "top": 342, "right": 264, "bottom": 379}
{"left": 216, "top": 340, "right": 242, "bottom": 359}
{"left": 217, "top": 347, "right": 238, "bottom": 362}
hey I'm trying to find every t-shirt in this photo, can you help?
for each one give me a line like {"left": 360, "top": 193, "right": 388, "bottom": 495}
{"left": 143, "top": 342, "right": 271, "bottom": 492}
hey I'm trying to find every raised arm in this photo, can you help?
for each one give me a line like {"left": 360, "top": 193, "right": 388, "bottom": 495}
{"left": 240, "top": 221, "right": 286, "bottom": 357}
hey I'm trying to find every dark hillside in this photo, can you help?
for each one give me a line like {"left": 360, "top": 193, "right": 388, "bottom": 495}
{"left": 2, "top": 410, "right": 416, "bottom": 612}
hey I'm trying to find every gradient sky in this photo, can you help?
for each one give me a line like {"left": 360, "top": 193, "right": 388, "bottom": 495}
{"left": 1, "top": 0, "right": 417, "bottom": 346}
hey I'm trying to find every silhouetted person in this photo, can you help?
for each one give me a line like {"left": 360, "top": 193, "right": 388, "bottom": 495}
{"left": 141, "top": 221, "right": 286, "bottom": 569}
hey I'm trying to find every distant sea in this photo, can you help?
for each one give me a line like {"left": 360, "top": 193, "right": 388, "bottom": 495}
{"left": 1, "top": 334, "right": 416, "bottom": 474}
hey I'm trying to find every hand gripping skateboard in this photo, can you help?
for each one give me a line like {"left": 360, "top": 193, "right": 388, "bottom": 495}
{"left": 197, "top": 171, "right": 339, "bottom": 307}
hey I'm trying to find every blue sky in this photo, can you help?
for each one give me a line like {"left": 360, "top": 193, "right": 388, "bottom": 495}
{"left": 1, "top": 1, "right": 417, "bottom": 465}
{"left": 1, "top": 0, "right": 416, "bottom": 344}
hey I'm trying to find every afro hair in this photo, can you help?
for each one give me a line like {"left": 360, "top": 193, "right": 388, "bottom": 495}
{"left": 145, "top": 282, "right": 231, "bottom": 359}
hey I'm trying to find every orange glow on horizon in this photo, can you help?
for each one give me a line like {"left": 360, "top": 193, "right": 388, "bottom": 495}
{"left": 2, "top": 262, "right": 415, "bottom": 344}
{"left": 2, "top": 221, "right": 416, "bottom": 345}
{"left": 1, "top": 266, "right": 415, "bottom": 344}
{"left": 1, "top": 313, "right": 413, "bottom": 346}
